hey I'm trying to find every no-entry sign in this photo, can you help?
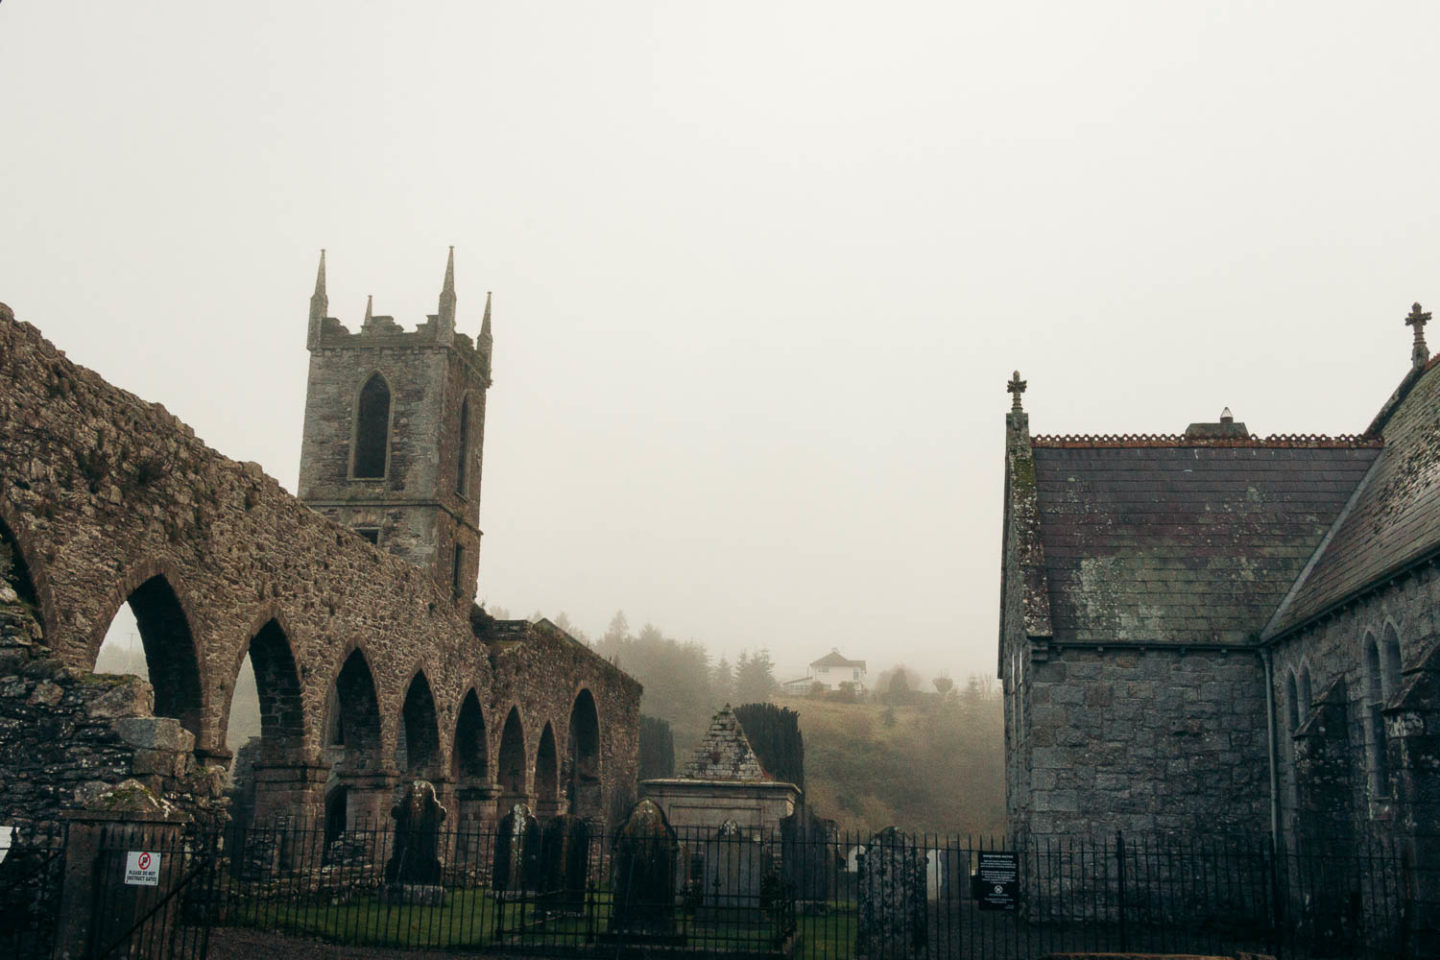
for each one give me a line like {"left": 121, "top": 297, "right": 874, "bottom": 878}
{"left": 124, "top": 851, "right": 160, "bottom": 886}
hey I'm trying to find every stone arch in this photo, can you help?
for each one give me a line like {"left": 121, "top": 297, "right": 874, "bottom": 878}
{"left": 452, "top": 688, "right": 489, "bottom": 784}
{"left": 397, "top": 670, "right": 442, "bottom": 778}
{"left": 497, "top": 706, "right": 527, "bottom": 802}
{"left": 1298, "top": 660, "right": 1313, "bottom": 718}
{"left": 1363, "top": 631, "right": 1390, "bottom": 796}
{"left": 352, "top": 372, "right": 392, "bottom": 479}
{"left": 568, "top": 688, "right": 603, "bottom": 819}
{"left": 0, "top": 510, "right": 48, "bottom": 631}
{"left": 329, "top": 647, "right": 383, "bottom": 774}
{"left": 93, "top": 565, "right": 205, "bottom": 743}
{"left": 231, "top": 617, "right": 306, "bottom": 764}
{"left": 535, "top": 721, "right": 560, "bottom": 815}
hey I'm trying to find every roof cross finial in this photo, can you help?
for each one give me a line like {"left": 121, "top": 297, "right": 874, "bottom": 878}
{"left": 1406, "top": 302, "right": 1431, "bottom": 369}
{"left": 1007, "top": 370, "right": 1027, "bottom": 411}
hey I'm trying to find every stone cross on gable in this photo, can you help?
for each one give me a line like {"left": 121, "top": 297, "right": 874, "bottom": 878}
{"left": 1407, "top": 302, "right": 1431, "bottom": 369}
{"left": 1007, "top": 371, "right": 1027, "bottom": 411}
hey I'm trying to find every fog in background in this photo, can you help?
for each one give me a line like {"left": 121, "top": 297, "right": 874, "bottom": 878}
{"left": 4, "top": 2, "right": 1440, "bottom": 683}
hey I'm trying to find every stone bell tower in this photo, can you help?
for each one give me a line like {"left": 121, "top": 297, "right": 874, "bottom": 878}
{"left": 297, "top": 249, "right": 493, "bottom": 604}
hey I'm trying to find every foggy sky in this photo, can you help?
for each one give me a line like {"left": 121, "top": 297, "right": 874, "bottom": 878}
{"left": 4, "top": 2, "right": 1440, "bottom": 683}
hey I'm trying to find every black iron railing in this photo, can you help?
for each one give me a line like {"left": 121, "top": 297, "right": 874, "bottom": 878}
{"left": 0, "top": 820, "right": 68, "bottom": 960}
{"left": 3, "top": 818, "right": 1435, "bottom": 958}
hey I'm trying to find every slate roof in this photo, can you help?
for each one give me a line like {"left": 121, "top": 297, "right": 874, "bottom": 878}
{"left": 1267, "top": 361, "right": 1440, "bottom": 636}
{"left": 1030, "top": 440, "right": 1379, "bottom": 646}
{"left": 810, "top": 650, "right": 865, "bottom": 669}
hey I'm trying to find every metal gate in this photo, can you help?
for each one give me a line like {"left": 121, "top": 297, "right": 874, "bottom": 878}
{"left": 86, "top": 824, "right": 215, "bottom": 960}
{"left": 0, "top": 821, "right": 68, "bottom": 960}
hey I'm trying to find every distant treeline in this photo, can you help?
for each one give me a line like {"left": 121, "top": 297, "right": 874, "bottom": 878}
{"left": 539, "top": 610, "right": 780, "bottom": 753}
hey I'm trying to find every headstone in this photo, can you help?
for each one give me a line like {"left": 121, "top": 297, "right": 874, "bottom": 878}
{"left": 855, "top": 827, "right": 928, "bottom": 960}
{"left": 492, "top": 802, "right": 535, "bottom": 897}
{"left": 701, "top": 819, "right": 764, "bottom": 918}
{"left": 383, "top": 780, "right": 446, "bottom": 905}
{"left": 540, "top": 814, "right": 591, "bottom": 913}
{"left": 782, "top": 810, "right": 835, "bottom": 901}
{"left": 610, "top": 799, "right": 679, "bottom": 939}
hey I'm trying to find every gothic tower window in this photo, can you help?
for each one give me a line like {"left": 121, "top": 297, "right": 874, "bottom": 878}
{"left": 452, "top": 544, "right": 465, "bottom": 598}
{"left": 456, "top": 396, "right": 470, "bottom": 496}
{"left": 353, "top": 374, "right": 391, "bottom": 479}
{"left": 1285, "top": 669, "right": 1300, "bottom": 735}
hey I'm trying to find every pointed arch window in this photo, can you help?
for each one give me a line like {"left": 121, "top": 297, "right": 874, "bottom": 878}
{"left": 1364, "top": 635, "right": 1390, "bottom": 797}
{"left": 1285, "top": 670, "right": 1300, "bottom": 735}
{"left": 1381, "top": 627, "right": 1402, "bottom": 700}
{"left": 353, "top": 374, "right": 391, "bottom": 479}
{"left": 455, "top": 396, "right": 470, "bottom": 496}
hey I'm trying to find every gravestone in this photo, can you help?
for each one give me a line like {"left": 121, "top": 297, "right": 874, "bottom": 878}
{"left": 492, "top": 803, "right": 544, "bottom": 898}
{"left": 383, "top": 780, "right": 446, "bottom": 905}
{"left": 855, "top": 827, "right": 928, "bottom": 959}
{"left": 609, "top": 799, "right": 680, "bottom": 940}
{"left": 540, "top": 813, "right": 590, "bottom": 913}
{"left": 701, "top": 819, "right": 764, "bottom": 918}
{"left": 782, "top": 809, "right": 835, "bottom": 901}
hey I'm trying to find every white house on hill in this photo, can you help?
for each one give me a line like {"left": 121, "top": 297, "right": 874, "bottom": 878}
{"left": 781, "top": 649, "right": 868, "bottom": 695}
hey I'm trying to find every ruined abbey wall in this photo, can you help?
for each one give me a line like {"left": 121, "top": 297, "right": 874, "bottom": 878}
{"left": 0, "top": 306, "right": 640, "bottom": 827}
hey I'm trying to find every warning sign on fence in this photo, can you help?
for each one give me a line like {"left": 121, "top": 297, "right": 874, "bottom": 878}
{"left": 124, "top": 851, "right": 161, "bottom": 886}
{"left": 973, "top": 851, "right": 1018, "bottom": 910}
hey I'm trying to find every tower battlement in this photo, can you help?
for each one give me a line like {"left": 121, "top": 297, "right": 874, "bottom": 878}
{"left": 298, "top": 249, "right": 492, "bottom": 604}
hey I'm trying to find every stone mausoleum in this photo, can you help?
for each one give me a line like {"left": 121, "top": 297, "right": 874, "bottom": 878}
{"left": 999, "top": 304, "right": 1440, "bottom": 872}
{"left": 641, "top": 705, "right": 800, "bottom": 836}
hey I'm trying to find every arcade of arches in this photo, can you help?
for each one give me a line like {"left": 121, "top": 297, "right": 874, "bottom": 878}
{"left": 0, "top": 307, "right": 640, "bottom": 830}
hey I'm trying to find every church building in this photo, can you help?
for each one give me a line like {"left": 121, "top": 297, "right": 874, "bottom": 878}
{"left": 998, "top": 305, "right": 1440, "bottom": 878}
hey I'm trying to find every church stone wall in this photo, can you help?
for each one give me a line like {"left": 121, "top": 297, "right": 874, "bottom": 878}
{"left": 1270, "top": 562, "right": 1440, "bottom": 856}
{"left": 1020, "top": 647, "right": 1269, "bottom": 842}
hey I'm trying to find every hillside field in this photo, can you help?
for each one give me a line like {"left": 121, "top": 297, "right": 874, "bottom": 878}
{"left": 774, "top": 692, "right": 1004, "bottom": 838}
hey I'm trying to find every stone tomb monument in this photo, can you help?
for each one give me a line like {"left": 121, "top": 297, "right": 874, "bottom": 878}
{"left": 383, "top": 780, "right": 446, "bottom": 905}
{"left": 855, "top": 827, "right": 928, "bottom": 960}
{"left": 640, "top": 705, "right": 800, "bottom": 836}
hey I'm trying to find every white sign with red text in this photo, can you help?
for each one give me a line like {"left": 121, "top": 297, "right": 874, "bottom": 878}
{"left": 124, "top": 851, "right": 160, "bottom": 886}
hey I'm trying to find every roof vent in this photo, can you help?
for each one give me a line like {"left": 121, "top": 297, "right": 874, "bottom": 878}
{"left": 1184, "top": 408, "right": 1249, "bottom": 439}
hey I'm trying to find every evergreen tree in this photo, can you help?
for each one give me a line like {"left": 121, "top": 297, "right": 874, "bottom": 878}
{"left": 603, "top": 610, "right": 631, "bottom": 646}
{"left": 553, "top": 611, "right": 588, "bottom": 643}
{"left": 712, "top": 655, "right": 734, "bottom": 703}
{"left": 638, "top": 715, "right": 675, "bottom": 780}
{"left": 593, "top": 619, "right": 714, "bottom": 749}
{"left": 733, "top": 648, "right": 778, "bottom": 704}
{"left": 734, "top": 702, "right": 804, "bottom": 790}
